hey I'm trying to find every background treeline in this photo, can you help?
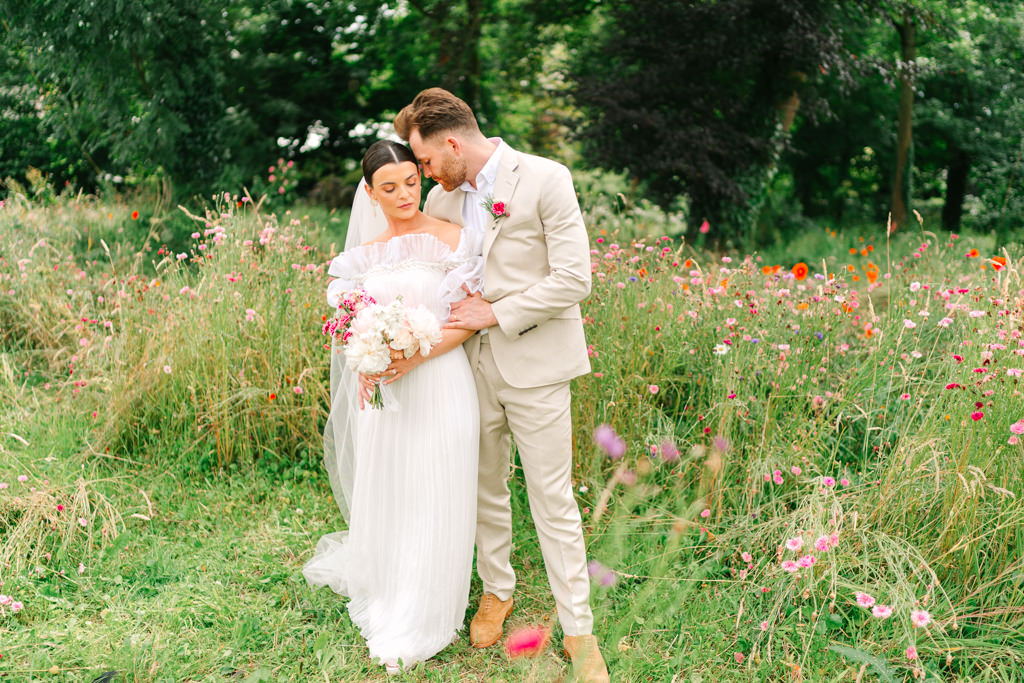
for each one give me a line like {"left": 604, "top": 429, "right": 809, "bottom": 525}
{"left": 1, "top": 0, "right": 1022, "bottom": 240}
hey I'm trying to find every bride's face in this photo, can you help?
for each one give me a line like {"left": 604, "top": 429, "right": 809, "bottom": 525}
{"left": 367, "top": 161, "right": 421, "bottom": 220}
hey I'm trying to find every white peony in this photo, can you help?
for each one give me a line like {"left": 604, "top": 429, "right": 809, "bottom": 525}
{"left": 349, "top": 306, "right": 386, "bottom": 338}
{"left": 401, "top": 305, "right": 443, "bottom": 357}
{"left": 343, "top": 332, "right": 391, "bottom": 374}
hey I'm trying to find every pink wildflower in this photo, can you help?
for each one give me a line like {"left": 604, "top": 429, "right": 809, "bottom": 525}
{"left": 872, "top": 604, "right": 893, "bottom": 619}
{"left": 781, "top": 560, "right": 799, "bottom": 573}
{"left": 797, "top": 555, "right": 816, "bottom": 568}
{"left": 906, "top": 646, "right": 918, "bottom": 660}
{"left": 822, "top": 476, "right": 836, "bottom": 487}
{"left": 814, "top": 536, "right": 830, "bottom": 552}
{"left": 910, "top": 609, "right": 931, "bottom": 628}
{"left": 785, "top": 537, "right": 804, "bottom": 552}
{"left": 855, "top": 592, "right": 875, "bottom": 608}
{"left": 505, "top": 627, "right": 550, "bottom": 658}
{"left": 1010, "top": 420, "right": 1024, "bottom": 435}
{"left": 791, "top": 465, "right": 802, "bottom": 475}
{"left": 741, "top": 552, "right": 753, "bottom": 563}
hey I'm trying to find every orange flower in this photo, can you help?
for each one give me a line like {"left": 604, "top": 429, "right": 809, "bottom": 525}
{"left": 967, "top": 249, "right": 979, "bottom": 258}
{"left": 797, "top": 302, "right": 809, "bottom": 310}
{"left": 792, "top": 262, "right": 809, "bottom": 280}
{"left": 849, "top": 248, "right": 857, "bottom": 255}
{"left": 684, "top": 259, "right": 694, "bottom": 268}
{"left": 992, "top": 256, "right": 1007, "bottom": 271}
{"left": 867, "top": 245, "right": 874, "bottom": 252}
{"left": 852, "top": 275, "right": 861, "bottom": 282}
{"left": 865, "top": 327, "right": 874, "bottom": 339}
{"left": 771, "top": 265, "right": 781, "bottom": 274}
{"left": 131, "top": 210, "right": 139, "bottom": 220}
{"left": 846, "top": 264, "right": 855, "bottom": 272}
{"left": 860, "top": 249, "right": 869, "bottom": 256}
{"left": 762, "top": 266, "right": 772, "bottom": 275}
{"left": 269, "top": 392, "right": 277, "bottom": 401}
{"left": 865, "top": 270, "right": 878, "bottom": 284}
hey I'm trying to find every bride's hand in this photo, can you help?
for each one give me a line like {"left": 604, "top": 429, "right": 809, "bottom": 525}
{"left": 382, "top": 351, "right": 423, "bottom": 384}
{"left": 357, "top": 372, "right": 377, "bottom": 410}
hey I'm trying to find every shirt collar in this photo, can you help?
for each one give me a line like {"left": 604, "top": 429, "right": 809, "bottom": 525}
{"left": 459, "top": 137, "right": 506, "bottom": 194}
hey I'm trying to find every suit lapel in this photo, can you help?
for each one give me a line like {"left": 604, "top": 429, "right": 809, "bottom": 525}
{"left": 483, "top": 149, "right": 520, "bottom": 258}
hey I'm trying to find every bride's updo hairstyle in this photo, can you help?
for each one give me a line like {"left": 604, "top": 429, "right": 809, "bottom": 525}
{"left": 362, "top": 140, "right": 417, "bottom": 186}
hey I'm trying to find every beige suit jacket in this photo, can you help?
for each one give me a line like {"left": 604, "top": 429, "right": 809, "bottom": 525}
{"left": 424, "top": 147, "right": 592, "bottom": 389}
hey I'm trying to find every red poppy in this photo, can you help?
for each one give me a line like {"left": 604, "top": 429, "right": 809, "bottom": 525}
{"left": 131, "top": 210, "right": 139, "bottom": 220}
{"left": 992, "top": 256, "right": 1007, "bottom": 271}
{"left": 269, "top": 393, "right": 277, "bottom": 401}
{"left": 792, "top": 262, "right": 809, "bottom": 281}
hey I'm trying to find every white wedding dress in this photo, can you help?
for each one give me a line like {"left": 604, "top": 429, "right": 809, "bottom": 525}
{"left": 303, "top": 228, "right": 482, "bottom": 668}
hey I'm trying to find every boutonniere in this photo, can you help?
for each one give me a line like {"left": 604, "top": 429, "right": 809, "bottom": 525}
{"left": 482, "top": 195, "right": 509, "bottom": 220}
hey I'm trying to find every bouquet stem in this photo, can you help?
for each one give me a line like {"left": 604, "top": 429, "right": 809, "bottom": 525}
{"left": 369, "top": 383, "right": 384, "bottom": 410}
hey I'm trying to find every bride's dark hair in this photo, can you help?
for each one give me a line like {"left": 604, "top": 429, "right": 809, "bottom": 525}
{"left": 362, "top": 140, "right": 418, "bottom": 186}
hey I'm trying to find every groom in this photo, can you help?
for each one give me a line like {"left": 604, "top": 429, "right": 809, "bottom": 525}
{"left": 394, "top": 88, "right": 609, "bottom": 682}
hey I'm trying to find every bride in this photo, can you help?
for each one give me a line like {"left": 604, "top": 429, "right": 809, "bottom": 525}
{"left": 303, "top": 140, "right": 481, "bottom": 674}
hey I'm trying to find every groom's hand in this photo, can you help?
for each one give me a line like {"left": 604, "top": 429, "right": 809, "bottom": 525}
{"left": 445, "top": 285, "right": 497, "bottom": 331}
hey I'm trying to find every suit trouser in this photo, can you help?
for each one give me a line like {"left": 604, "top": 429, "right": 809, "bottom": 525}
{"left": 471, "top": 334, "right": 594, "bottom": 636}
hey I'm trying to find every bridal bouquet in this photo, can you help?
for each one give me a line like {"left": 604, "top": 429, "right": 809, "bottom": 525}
{"left": 324, "top": 290, "right": 443, "bottom": 408}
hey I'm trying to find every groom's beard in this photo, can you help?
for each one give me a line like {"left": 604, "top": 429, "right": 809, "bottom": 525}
{"left": 434, "top": 155, "right": 468, "bottom": 192}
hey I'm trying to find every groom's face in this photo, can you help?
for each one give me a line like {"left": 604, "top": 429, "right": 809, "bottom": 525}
{"left": 408, "top": 129, "right": 467, "bottom": 192}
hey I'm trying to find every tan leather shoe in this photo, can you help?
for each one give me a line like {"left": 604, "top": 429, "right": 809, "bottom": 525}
{"left": 563, "top": 634, "right": 611, "bottom": 683}
{"left": 469, "top": 593, "right": 514, "bottom": 648}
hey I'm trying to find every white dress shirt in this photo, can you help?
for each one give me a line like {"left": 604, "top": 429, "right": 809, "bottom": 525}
{"left": 458, "top": 138, "right": 506, "bottom": 333}
{"left": 459, "top": 138, "right": 507, "bottom": 250}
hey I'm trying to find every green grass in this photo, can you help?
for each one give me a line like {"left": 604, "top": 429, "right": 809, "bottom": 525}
{"left": 2, "top": 186, "right": 1024, "bottom": 681}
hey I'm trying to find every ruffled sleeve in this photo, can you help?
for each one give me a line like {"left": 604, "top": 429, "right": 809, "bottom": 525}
{"left": 326, "top": 251, "right": 360, "bottom": 310}
{"left": 438, "top": 228, "right": 484, "bottom": 309}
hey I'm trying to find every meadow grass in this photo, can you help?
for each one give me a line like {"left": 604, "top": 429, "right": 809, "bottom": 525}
{"left": 1, "top": 185, "right": 1023, "bottom": 682}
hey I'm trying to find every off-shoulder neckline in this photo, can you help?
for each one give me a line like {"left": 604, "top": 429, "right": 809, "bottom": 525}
{"left": 354, "top": 230, "right": 462, "bottom": 256}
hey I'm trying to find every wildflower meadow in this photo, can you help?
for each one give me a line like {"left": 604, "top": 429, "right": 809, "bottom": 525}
{"left": 0, "top": 184, "right": 1022, "bottom": 682}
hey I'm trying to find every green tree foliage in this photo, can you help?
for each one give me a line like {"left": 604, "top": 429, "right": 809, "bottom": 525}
{"left": 786, "top": 0, "right": 1024, "bottom": 233}
{"left": 570, "top": 0, "right": 857, "bottom": 224}
{"left": 1, "top": 0, "right": 229, "bottom": 193}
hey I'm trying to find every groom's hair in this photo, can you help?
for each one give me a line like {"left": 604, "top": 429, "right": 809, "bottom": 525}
{"left": 394, "top": 88, "right": 480, "bottom": 142}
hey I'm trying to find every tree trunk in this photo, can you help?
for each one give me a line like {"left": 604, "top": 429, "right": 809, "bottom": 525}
{"left": 942, "top": 148, "right": 969, "bottom": 231}
{"left": 890, "top": 13, "right": 916, "bottom": 230}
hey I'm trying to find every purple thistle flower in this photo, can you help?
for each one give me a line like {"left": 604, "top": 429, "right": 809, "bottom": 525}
{"left": 660, "top": 440, "right": 680, "bottom": 462}
{"left": 594, "top": 424, "right": 626, "bottom": 459}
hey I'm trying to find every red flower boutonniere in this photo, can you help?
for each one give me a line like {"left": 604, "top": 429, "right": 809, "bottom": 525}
{"left": 482, "top": 195, "right": 509, "bottom": 219}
